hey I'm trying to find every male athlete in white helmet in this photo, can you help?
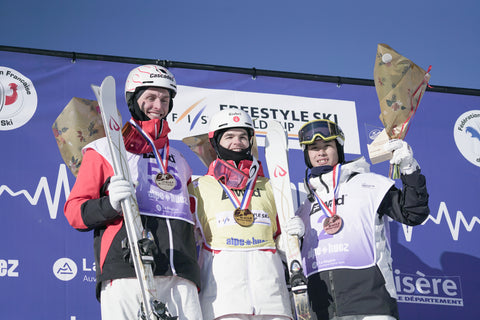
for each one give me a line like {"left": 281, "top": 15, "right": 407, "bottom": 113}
{"left": 286, "top": 119, "right": 430, "bottom": 320}
{"left": 65, "top": 65, "right": 202, "bottom": 320}
{"left": 189, "top": 108, "right": 294, "bottom": 320}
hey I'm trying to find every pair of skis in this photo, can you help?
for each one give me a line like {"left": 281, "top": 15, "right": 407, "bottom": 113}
{"left": 92, "top": 76, "right": 176, "bottom": 320}
{"left": 265, "top": 121, "right": 313, "bottom": 320}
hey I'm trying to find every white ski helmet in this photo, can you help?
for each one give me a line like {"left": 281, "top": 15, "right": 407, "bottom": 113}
{"left": 125, "top": 64, "right": 177, "bottom": 100}
{"left": 208, "top": 109, "right": 255, "bottom": 160}
{"left": 125, "top": 65, "right": 177, "bottom": 120}
{"left": 208, "top": 108, "right": 254, "bottom": 139}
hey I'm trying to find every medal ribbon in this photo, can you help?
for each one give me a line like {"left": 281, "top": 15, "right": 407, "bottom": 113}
{"left": 217, "top": 157, "right": 260, "bottom": 211}
{"left": 310, "top": 164, "right": 342, "bottom": 218}
{"left": 128, "top": 119, "right": 169, "bottom": 174}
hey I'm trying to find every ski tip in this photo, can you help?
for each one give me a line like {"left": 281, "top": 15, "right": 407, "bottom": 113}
{"left": 101, "top": 76, "right": 116, "bottom": 89}
{"left": 103, "top": 75, "right": 115, "bottom": 83}
{"left": 90, "top": 84, "right": 101, "bottom": 100}
{"left": 267, "top": 120, "right": 287, "bottom": 137}
{"left": 266, "top": 119, "right": 283, "bottom": 130}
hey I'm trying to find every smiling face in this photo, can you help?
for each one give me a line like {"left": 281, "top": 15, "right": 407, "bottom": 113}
{"left": 307, "top": 138, "right": 339, "bottom": 167}
{"left": 136, "top": 87, "right": 171, "bottom": 120}
{"left": 219, "top": 128, "right": 250, "bottom": 151}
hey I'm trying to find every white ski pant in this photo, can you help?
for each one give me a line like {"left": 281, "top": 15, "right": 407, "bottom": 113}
{"left": 100, "top": 275, "right": 202, "bottom": 320}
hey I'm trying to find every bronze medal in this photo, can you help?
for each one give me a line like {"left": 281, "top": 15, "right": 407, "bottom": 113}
{"left": 323, "top": 215, "right": 343, "bottom": 235}
{"left": 233, "top": 208, "right": 254, "bottom": 227}
{"left": 155, "top": 172, "right": 177, "bottom": 191}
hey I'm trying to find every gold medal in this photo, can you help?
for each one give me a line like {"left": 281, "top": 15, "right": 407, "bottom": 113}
{"left": 323, "top": 215, "right": 343, "bottom": 235}
{"left": 233, "top": 208, "right": 254, "bottom": 227}
{"left": 155, "top": 172, "right": 176, "bottom": 191}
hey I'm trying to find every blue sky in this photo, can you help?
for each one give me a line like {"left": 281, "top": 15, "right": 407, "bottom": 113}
{"left": 1, "top": 0, "right": 479, "bottom": 90}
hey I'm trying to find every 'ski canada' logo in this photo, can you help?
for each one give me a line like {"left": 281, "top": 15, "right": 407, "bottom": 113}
{"left": 0, "top": 66, "right": 38, "bottom": 130}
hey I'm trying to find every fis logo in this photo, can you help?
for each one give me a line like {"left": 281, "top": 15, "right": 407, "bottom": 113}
{"left": 170, "top": 100, "right": 208, "bottom": 132}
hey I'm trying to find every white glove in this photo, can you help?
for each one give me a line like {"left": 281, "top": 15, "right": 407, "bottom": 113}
{"left": 286, "top": 216, "right": 305, "bottom": 238}
{"left": 108, "top": 175, "right": 134, "bottom": 212}
{"left": 384, "top": 139, "right": 420, "bottom": 175}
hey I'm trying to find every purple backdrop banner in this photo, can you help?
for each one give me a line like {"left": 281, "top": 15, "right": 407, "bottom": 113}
{"left": 0, "top": 49, "right": 479, "bottom": 319}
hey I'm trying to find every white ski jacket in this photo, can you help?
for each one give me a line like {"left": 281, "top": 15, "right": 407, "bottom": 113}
{"left": 296, "top": 157, "right": 429, "bottom": 320}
